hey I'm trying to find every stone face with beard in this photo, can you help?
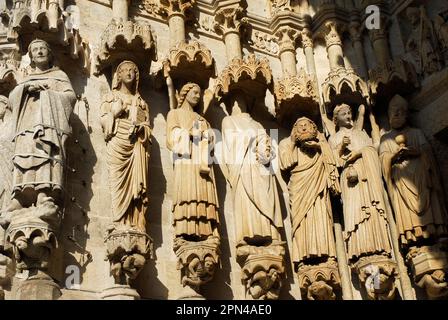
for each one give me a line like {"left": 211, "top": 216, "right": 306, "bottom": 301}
{"left": 279, "top": 117, "right": 340, "bottom": 271}
{"left": 292, "top": 117, "right": 318, "bottom": 145}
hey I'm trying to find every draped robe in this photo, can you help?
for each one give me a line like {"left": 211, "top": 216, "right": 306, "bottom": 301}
{"left": 8, "top": 67, "right": 76, "bottom": 202}
{"left": 101, "top": 91, "right": 151, "bottom": 232}
{"left": 279, "top": 135, "right": 339, "bottom": 266}
{"left": 166, "top": 107, "right": 219, "bottom": 240}
{"left": 221, "top": 113, "right": 282, "bottom": 246}
{"left": 379, "top": 127, "right": 448, "bottom": 246}
{"left": 329, "top": 128, "right": 392, "bottom": 261}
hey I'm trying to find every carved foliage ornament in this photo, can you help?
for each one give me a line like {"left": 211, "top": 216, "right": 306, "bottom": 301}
{"left": 297, "top": 260, "right": 341, "bottom": 300}
{"left": 214, "top": 6, "right": 248, "bottom": 36}
{"left": 159, "top": 0, "right": 196, "bottom": 17}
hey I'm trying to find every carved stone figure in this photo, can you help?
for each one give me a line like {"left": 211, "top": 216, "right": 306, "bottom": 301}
{"left": 166, "top": 82, "right": 220, "bottom": 297}
{"left": 329, "top": 103, "right": 398, "bottom": 299}
{"left": 166, "top": 82, "right": 219, "bottom": 241}
{"left": 405, "top": 6, "right": 442, "bottom": 77}
{"left": 379, "top": 95, "right": 448, "bottom": 247}
{"left": 279, "top": 117, "right": 341, "bottom": 299}
{"left": 221, "top": 91, "right": 283, "bottom": 247}
{"left": 101, "top": 60, "right": 151, "bottom": 233}
{"left": 329, "top": 103, "right": 392, "bottom": 261}
{"left": 100, "top": 60, "right": 153, "bottom": 297}
{"left": 280, "top": 117, "right": 339, "bottom": 267}
{"left": 0, "top": 39, "right": 75, "bottom": 300}
{"left": 0, "top": 39, "right": 75, "bottom": 217}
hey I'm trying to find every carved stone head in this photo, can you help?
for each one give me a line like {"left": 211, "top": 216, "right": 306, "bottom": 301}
{"left": 388, "top": 95, "right": 408, "bottom": 130}
{"left": 113, "top": 60, "right": 140, "bottom": 94}
{"left": 333, "top": 103, "right": 353, "bottom": 129}
{"left": 292, "top": 117, "right": 318, "bottom": 144}
{"left": 28, "top": 39, "right": 53, "bottom": 70}
{"left": 177, "top": 82, "right": 201, "bottom": 109}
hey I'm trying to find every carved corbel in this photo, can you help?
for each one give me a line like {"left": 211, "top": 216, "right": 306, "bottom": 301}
{"left": 173, "top": 237, "right": 220, "bottom": 299}
{"left": 237, "top": 244, "right": 285, "bottom": 300}
{"left": 354, "top": 255, "right": 398, "bottom": 300}
{"left": 297, "top": 259, "right": 341, "bottom": 300}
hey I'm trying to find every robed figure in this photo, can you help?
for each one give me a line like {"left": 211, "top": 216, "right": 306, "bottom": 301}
{"left": 166, "top": 83, "right": 219, "bottom": 241}
{"left": 279, "top": 117, "right": 340, "bottom": 267}
{"left": 329, "top": 104, "right": 392, "bottom": 262}
{"left": 7, "top": 39, "right": 76, "bottom": 210}
{"left": 101, "top": 60, "right": 151, "bottom": 232}
{"left": 221, "top": 92, "right": 283, "bottom": 247}
{"left": 379, "top": 95, "right": 448, "bottom": 247}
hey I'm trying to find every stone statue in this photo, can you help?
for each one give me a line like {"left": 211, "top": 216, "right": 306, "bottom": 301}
{"left": 328, "top": 104, "right": 392, "bottom": 262}
{"left": 166, "top": 82, "right": 220, "bottom": 298}
{"left": 279, "top": 117, "right": 339, "bottom": 268}
{"left": 221, "top": 91, "right": 283, "bottom": 247}
{"left": 100, "top": 60, "right": 151, "bottom": 233}
{"left": 166, "top": 82, "right": 220, "bottom": 241}
{"left": 405, "top": 6, "right": 442, "bottom": 77}
{"left": 279, "top": 117, "right": 341, "bottom": 300}
{"left": 0, "top": 38, "right": 76, "bottom": 225}
{"left": 379, "top": 95, "right": 448, "bottom": 247}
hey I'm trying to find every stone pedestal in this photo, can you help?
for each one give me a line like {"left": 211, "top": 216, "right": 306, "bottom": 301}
{"left": 297, "top": 259, "right": 341, "bottom": 300}
{"left": 174, "top": 236, "right": 220, "bottom": 298}
{"left": 100, "top": 284, "right": 140, "bottom": 300}
{"left": 407, "top": 245, "right": 448, "bottom": 300}
{"left": 15, "top": 273, "right": 61, "bottom": 300}
{"left": 354, "top": 254, "right": 398, "bottom": 300}
{"left": 237, "top": 243, "right": 285, "bottom": 300}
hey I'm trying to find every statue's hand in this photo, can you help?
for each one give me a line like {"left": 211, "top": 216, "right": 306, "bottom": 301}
{"left": 111, "top": 98, "right": 123, "bottom": 118}
{"left": 101, "top": 113, "right": 115, "bottom": 140}
{"left": 303, "top": 140, "right": 321, "bottom": 150}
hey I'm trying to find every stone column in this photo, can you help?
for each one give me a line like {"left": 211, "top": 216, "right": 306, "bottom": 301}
{"left": 301, "top": 28, "right": 317, "bottom": 76}
{"left": 112, "top": 0, "right": 129, "bottom": 22}
{"left": 349, "top": 22, "right": 368, "bottom": 78}
{"left": 275, "top": 27, "right": 298, "bottom": 77}
{"left": 159, "top": 0, "right": 195, "bottom": 47}
{"left": 369, "top": 19, "right": 390, "bottom": 67}
{"left": 48, "top": 0, "right": 60, "bottom": 30}
{"left": 323, "top": 21, "right": 345, "bottom": 71}
{"left": 214, "top": 6, "right": 246, "bottom": 62}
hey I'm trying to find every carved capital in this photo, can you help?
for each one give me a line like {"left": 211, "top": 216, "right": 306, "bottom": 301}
{"left": 159, "top": 0, "right": 195, "bottom": 18}
{"left": 354, "top": 255, "right": 398, "bottom": 300}
{"left": 296, "top": 259, "right": 341, "bottom": 300}
{"left": 323, "top": 21, "right": 342, "bottom": 48}
{"left": 105, "top": 225, "right": 153, "bottom": 286}
{"left": 174, "top": 236, "right": 220, "bottom": 296}
{"left": 214, "top": 6, "right": 248, "bottom": 36}
{"left": 274, "top": 26, "right": 299, "bottom": 54}
{"left": 301, "top": 28, "right": 314, "bottom": 49}
{"left": 237, "top": 244, "right": 285, "bottom": 300}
